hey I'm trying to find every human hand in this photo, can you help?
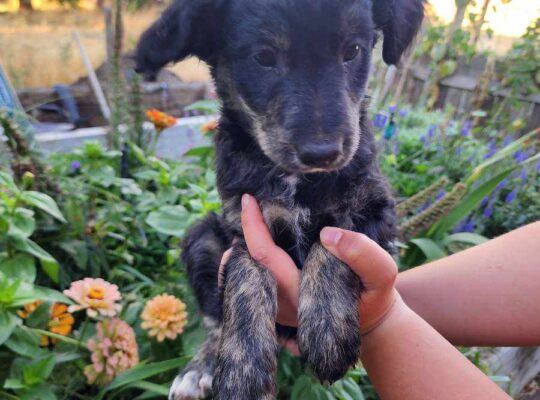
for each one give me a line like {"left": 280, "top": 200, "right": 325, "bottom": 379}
{"left": 219, "top": 194, "right": 399, "bottom": 334}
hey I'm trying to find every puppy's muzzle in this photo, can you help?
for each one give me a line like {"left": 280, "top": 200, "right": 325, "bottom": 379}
{"left": 296, "top": 141, "right": 343, "bottom": 169}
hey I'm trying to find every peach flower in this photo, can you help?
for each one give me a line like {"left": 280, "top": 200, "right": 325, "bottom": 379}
{"left": 141, "top": 294, "right": 188, "bottom": 342}
{"left": 84, "top": 318, "right": 139, "bottom": 386}
{"left": 64, "top": 278, "right": 122, "bottom": 318}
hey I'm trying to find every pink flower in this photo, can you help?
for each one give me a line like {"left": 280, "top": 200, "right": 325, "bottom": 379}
{"left": 84, "top": 318, "right": 139, "bottom": 386}
{"left": 141, "top": 294, "right": 188, "bottom": 342}
{"left": 63, "top": 278, "right": 122, "bottom": 318}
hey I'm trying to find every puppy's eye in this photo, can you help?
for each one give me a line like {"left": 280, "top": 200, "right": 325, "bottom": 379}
{"left": 343, "top": 44, "right": 360, "bottom": 63}
{"left": 254, "top": 50, "right": 278, "bottom": 68}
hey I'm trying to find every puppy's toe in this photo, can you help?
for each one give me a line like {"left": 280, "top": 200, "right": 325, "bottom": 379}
{"left": 169, "top": 370, "right": 213, "bottom": 400}
{"left": 298, "top": 318, "right": 361, "bottom": 383}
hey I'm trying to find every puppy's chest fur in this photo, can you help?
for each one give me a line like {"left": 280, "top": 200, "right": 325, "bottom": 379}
{"left": 217, "top": 150, "right": 390, "bottom": 267}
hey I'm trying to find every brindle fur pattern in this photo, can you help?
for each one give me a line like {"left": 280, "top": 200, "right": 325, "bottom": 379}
{"left": 136, "top": 1, "right": 423, "bottom": 399}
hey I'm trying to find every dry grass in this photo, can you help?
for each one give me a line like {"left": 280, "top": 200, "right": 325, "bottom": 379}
{"left": 0, "top": 7, "right": 211, "bottom": 88}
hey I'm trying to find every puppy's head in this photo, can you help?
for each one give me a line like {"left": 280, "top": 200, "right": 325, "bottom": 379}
{"left": 136, "top": 0, "right": 423, "bottom": 173}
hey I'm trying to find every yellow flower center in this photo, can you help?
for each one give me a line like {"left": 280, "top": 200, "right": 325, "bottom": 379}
{"left": 88, "top": 287, "right": 105, "bottom": 300}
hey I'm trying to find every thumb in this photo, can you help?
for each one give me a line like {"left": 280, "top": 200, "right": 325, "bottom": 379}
{"left": 320, "top": 227, "right": 397, "bottom": 289}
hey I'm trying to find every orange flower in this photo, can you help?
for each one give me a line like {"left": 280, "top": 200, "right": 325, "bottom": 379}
{"left": 17, "top": 300, "right": 44, "bottom": 319}
{"left": 18, "top": 301, "right": 74, "bottom": 347}
{"left": 141, "top": 294, "right": 188, "bottom": 342}
{"left": 146, "top": 109, "right": 177, "bottom": 130}
{"left": 200, "top": 119, "right": 219, "bottom": 134}
{"left": 41, "top": 303, "right": 75, "bottom": 347}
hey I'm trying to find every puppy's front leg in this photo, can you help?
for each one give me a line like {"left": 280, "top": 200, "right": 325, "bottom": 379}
{"left": 214, "top": 240, "right": 278, "bottom": 400}
{"left": 298, "top": 241, "right": 362, "bottom": 382}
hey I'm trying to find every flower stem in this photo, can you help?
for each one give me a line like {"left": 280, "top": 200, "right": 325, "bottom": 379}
{"left": 78, "top": 317, "right": 90, "bottom": 350}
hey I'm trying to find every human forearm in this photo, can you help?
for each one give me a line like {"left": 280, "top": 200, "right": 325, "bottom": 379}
{"left": 396, "top": 222, "right": 540, "bottom": 346}
{"left": 361, "top": 295, "right": 511, "bottom": 400}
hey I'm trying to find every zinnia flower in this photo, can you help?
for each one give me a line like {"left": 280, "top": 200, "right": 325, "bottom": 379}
{"left": 141, "top": 294, "right": 188, "bottom": 342}
{"left": 40, "top": 303, "right": 75, "bottom": 347}
{"left": 64, "top": 278, "right": 122, "bottom": 318}
{"left": 84, "top": 318, "right": 139, "bottom": 386}
{"left": 146, "top": 108, "right": 177, "bottom": 130}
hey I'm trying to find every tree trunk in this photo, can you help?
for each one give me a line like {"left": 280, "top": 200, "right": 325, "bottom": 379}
{"left": 19, "top": 0, "right": 34, "bottom": 11}
{"left": 472, "top": 0, "right": 491, "bottom": 47}
{"left": 419, "top": 0, "right": 471, "bottom": 109}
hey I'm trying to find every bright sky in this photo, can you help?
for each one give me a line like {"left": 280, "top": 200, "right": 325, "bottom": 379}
{"left": 429, "top": 0, "right": 540, "bottom": 37}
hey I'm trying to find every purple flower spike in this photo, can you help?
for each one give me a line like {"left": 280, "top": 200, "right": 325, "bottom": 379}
{"left": 463, "top": 220, "right": 476, "bottom": 233}
{"left": 427, "top": 125, "right": 437, "bottom": 138}
{"left": 71, "top": 161, "right": 82, "bottom": 171}
{"left": 505, "top": 190, "right": 517, "bottom": 204}
{"left": 398, "top": 109, "right": 409, "bottom": 117}
{"left": 388, "top": 105, "right": 397, "bottom": 113}
{"left": 483, "top": 204, "right": 494, "bottom": 218}
{"left": 536, "top": 162, "right": 540, "bottom": 173}
{"left": 455, "top": 146, "right": 463, "bottom": 156}
{"left": 496, "top": 179, "right": 508, "bottom": 191}
{"left": 420, "top": 135, "right": 427, "bottom": 145}
{"left": 514, "top": 150, "right": 527, "bottom": 164}
{"left": 461, "top": 121, "right": 473, "bottom": 137}
{"left": 520, "top": 169, "right": 528, "bottom": 182}
{"left": 373, "top": 113, "right": 388, "bottom": 129}
{"left": 503, "top": 135, "right": 515, "bottom": 147}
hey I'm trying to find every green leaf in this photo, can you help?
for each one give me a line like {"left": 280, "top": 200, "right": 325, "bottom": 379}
{"left": 4, "top": 326, "right": 45, "bottom": 358}
{"left": 442, "top": 233, "right": 488, "bottom": 247}
{"left": 20, "top": 191, "right": 66, "bottom": 223}
{"left": 3, "top": 378, "right": 27, "bottom": 390}
{"left": 98, "top": 357, "right": 190, "bottom": 397}
{"left": 0, "top": 171, "right": 18, "bottom": 192}
{"left": 40, "top": 259, "right": 60, "bottom": 284}
{"left": 185, "top": 100, "right": 220, "bottom": 114}
{"left": 8, "top": 233, "right": 56, "bottom": 262}
{"left": 409, "top": 238, "right": 447, "bottom": 261}
{"left": 0, "top": 308, "right": 20, "bottom": 345}
{"left": 0, "top": 254, "right": 36, "bottom": 283}
{"left": 429, "top": 167, "right": 516, "bottom": 238}
{"left": 25, "top": 301, "right": 51, "bottom": 328}
{"left": 22, "top": 355, "right": 55, "bottom": 386}
{"left": 9, "top": 208, "right": 36, "bottom": 238}
{"left": 146, "top": 205, "right": 191, "bottom": 237}
{"left": 341, "top": 378, "right": 365, "bottom": 400}
{"left": 467, "top": 129, "right": 539, "bottom": 184}
{"left": 121, "top": 381, "right": 169, "bottom": 397}
{"left": 291, "top": 376, "right": 314, "bottom": 400}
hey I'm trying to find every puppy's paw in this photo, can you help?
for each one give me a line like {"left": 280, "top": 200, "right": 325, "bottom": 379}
{"left": 169, "top": 370, "right": 213, "bottom": 400}
{"left": 298, "top": 316, "right": 361, "bottom": 383}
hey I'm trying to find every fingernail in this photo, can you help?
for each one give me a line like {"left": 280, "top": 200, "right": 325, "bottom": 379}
{"left": 320, "top": 227, "right": 342, "bottom": 247}
{"left": 241, "top": 194, "right": 251, "bottom": 210}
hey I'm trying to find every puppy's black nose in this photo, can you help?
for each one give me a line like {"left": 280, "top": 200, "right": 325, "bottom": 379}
{"left": 297, "top": 142, "right": 341, "bottom": 168}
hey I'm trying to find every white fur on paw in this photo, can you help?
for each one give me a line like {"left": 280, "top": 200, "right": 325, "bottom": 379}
{"left": 169, "top": 370, "right": 213, "bottom": 400}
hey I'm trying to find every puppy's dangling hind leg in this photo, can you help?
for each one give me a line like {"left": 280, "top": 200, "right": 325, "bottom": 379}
{"left": 170, "top": 213, "right": 232, "bottom": 400}
{"left": 169, "top": 319, "right": 221, "bottom": 400}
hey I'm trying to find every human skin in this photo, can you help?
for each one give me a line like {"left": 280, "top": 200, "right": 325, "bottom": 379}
{"left": 235, "top": 194, "right": 540, "bottom": 399}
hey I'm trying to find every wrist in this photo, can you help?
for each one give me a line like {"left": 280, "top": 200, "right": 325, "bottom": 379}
{"left": 361, "top": 291, "right": 412, "bottom": 338}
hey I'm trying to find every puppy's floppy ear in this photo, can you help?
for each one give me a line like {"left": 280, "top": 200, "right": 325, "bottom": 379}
{"left": 372, "top": 0, "right": 424, "bottom": 66}
{"left": 135, "top": 0, "right": 223, "bottom": 80}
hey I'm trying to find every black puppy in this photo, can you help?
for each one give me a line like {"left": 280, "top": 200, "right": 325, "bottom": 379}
{"left": 136, "top": 1, "right": 423, "bottom": 399}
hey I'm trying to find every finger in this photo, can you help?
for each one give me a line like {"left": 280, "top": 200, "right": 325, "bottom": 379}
{"left": 240, "top": 194, "right": 280, "bottom": 264}
{"left": 320, "top": 227, "right": 397, "bottom": 289}
{"left": 240, "top": 194, "right": 298, "bottom": 279}
{"left": 218, "top": 248, "right": 232, "bottom": 288}
{"left": 240, "top": 194, "right": 300, "bottom": 317}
